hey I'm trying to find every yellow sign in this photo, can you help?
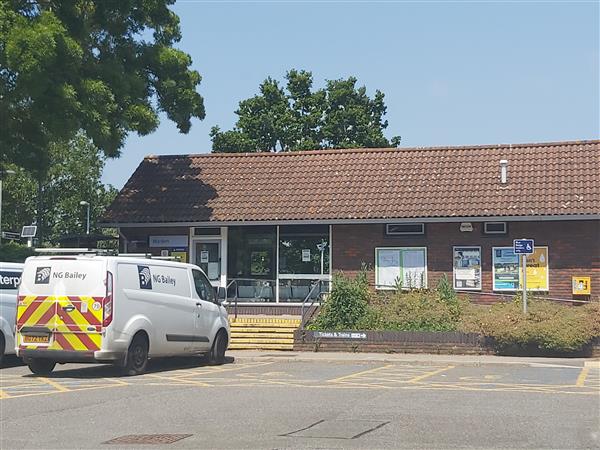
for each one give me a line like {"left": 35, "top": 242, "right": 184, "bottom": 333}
{"left": 572, "top": 277, "right": 591, "bottom": 295}
{"left": 171, "top": 251, "right": 187, "bottom": 263}
{"left": 520, "top": 247, "right": 549, "bottom": 291}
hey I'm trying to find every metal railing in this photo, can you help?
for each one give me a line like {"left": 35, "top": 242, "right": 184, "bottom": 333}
{"left": 300, "top": 280, "right": 328, "bottom": 329}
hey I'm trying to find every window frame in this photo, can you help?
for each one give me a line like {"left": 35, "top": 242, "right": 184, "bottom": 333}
{"left": 385, "top": 223, "right": 425, "bottom": 236}
{"left": 484, "top": 222, "right": 507, "bottom": 235}
{"left": 374, "top": 247, "right": 428, "bottom": 290}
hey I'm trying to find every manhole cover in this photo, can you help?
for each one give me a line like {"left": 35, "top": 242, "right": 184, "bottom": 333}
{"left": 282, "top": 419, "right": 389, "bottom": 440}
{"left": 103, "top": 434, "right": 192, "bottom": 445}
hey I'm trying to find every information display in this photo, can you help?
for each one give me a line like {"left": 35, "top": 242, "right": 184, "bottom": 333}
{"left": 521, "top": 247, "right": 549, "bottom": 291}
{"left": 453, "top": 246, "right": 481, "bottom": 290}
{"left": 492, "top": 247, "right": 520, "bottom": 291}
{"left": 493, "top": 246, "right": 549, "bottom": 291}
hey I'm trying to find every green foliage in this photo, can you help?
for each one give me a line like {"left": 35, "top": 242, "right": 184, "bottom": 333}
{"left": 2, "top": 133, "right": 118, "bottom": 244}
{"left": 1, "top": 0, "right": 205, "bottom": 176}
{"left": 0, "top": 242, "right": 35, "bottom": 262}
{"left": 309, "top": 271, "right": 370, "bottom": 330}
{"left": 308, "top": 272, "right": 599, "bottom": 353}
{"left": 211, "top": 69, "right": 400, "bottom": 153}
{"left": 370, "top": 290, "right": 463, "bottom": 332}
{"left": 459, "top": 298, "right": 599, "bottom": 353}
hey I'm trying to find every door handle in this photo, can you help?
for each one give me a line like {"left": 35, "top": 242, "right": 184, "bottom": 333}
{"left": 196, "top": 302, "right": 202, "bottom": 307}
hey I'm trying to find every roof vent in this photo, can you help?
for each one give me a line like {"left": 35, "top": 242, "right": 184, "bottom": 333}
{"left": 499, "top": 159, "right": 508, "bottom": 184}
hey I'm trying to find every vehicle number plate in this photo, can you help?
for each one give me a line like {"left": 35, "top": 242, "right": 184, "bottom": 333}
{"left": 22, "top": 335, "right": 50, "bottom": 344}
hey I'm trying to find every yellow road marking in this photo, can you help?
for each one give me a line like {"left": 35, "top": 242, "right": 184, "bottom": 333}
{"left": 41, "top": 377, "right": 69, "bottom": 392}
{"left": 328, "top": 364, "right": 395, "bottom": 383}
{"left": 408, "top": 365, "right": 455, "bottom": 383}
{"left": 0, "top": 389, "right": 10, "bottom": 399}
{"left": 576, "top": 367, "right": 590, "bottom": 387}
{"left": 145, "top": 374, "right": 211, "bottom": 387}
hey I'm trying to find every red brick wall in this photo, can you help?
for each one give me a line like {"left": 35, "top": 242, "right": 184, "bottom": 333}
{"left": 332, "top": 220, "right": 600, "bottom": 303}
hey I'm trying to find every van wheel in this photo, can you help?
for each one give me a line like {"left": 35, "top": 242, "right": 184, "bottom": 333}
{"left": 210, "top": 330, "right": 227, "bottom": 365}
{"left": 122, "top": 334, "right": 149, "bottom": 376}
{"left": 28, "top": 359, "right": 56, "bottom": 375}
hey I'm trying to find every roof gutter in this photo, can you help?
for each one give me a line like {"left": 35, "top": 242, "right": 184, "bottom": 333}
{"left": 99, "top": 214, "right": 600, "bottom": 228}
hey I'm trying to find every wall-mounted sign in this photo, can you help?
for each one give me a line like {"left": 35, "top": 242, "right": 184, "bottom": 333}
{"left": 522, "top": 247, "right": 548, "bottom": 291}
{"left": 149, "top": 235, "right": 188, "bottom": 248}
{"left": 572, "top": 277, "right": 591, "bottom": 295}
{"left": 302, "top": 249, "right": 311, "bottom": 262}
{"left": 453, "top": 246, "right": 481, "bottom": 290}
{"left": 493, "top": 246, "right": 549, "bottom": 291}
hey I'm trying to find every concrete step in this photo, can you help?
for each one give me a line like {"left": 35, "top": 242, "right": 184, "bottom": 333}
{"left": 229, "top": 322, "right": 300, "bottom": 328}
{"left": 228, "top": 343, "right": 294, "bottom": 350}
{"left": 229, "top": 327, "right": 297, "bottom": 334}
{"left": 231, "top": 332, "right": 296, "bottom": 339}
{"left": 230, "top": 337, "right": 294, "bottom": 345}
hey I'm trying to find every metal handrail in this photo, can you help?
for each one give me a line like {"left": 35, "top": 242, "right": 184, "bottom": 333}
{"left": 225, "top": 279, "right": 239, "bottom": 320}
{"left": 300, "top": 280, "right": 326, "bottom": 329}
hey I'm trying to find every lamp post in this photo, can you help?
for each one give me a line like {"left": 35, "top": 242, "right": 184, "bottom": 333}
{"left": 80, "top": 200, "right": 90, "bottom": 235}
{"left": 0, "top": 169, "right": 16, "bottom": 244}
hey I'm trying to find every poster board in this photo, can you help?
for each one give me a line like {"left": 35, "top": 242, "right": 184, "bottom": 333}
{"left": 521, "top": 246, "right": 549, "bottom": 291}
{"left": 492, "top": 247, "right": 520, "bottom": 291}
{"left": 453, "top": 246, "right": 481, "bottom": 290}
{"left": 493, "top": 246, "right": 549, "bottom": 291}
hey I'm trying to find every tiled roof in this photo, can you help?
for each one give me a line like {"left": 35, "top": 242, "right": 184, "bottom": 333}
{"left": 102, "top": 140, "right": 600, "bottom": 224}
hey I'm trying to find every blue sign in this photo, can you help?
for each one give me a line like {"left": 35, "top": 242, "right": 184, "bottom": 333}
{"left": 513, "top": 239, "right": 534, "bottom": 254}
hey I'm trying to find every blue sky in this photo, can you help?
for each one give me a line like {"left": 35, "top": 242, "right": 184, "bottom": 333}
{"left": 103, "top": 0, "right": 599, "bottom": 188}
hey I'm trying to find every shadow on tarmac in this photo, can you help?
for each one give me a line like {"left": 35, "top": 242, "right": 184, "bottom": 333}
{"left": 0, "top": 354, "right": 25, "bottom": 369}
{"left": 19, "top": 355, "right": 236, "bottom": 379}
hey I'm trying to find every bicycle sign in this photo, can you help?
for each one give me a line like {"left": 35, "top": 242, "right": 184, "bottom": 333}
{"left": 513, "top": 239, "right": 534, "bottom": 255}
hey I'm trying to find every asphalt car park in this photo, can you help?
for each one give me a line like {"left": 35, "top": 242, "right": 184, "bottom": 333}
{"left": 1, "top": 353, "right": 599, "bottom": 449}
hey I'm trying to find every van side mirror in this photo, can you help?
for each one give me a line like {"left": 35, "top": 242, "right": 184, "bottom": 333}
{"left": 216, "top": 286, "right": 227, "bottom": 304}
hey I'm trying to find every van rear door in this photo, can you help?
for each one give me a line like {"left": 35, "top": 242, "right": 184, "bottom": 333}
{"left": 17, "top": 258, "right": 106, "bottom": 354}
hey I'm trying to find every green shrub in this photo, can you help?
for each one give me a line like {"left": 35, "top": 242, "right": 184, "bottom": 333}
{"left": 372, "top": 289, "right": 463, "bottom": 332}
{"left": 459, "top": 298, "right": 598, "bottom": 353}
{"left": 0, "top": 242, "right": 35, "bottom": 262}
{"left": 308, "top": 270, "right": 370, "bottom": 330}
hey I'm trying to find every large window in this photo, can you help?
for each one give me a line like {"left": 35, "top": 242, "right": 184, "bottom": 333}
{"left": 227, "top": 226, "right": 276, "bottom": 279}
{"left": 375, "top": 247, "right": 427, "bottom": 289}
{"left": 278, "top": 225, "right": 330, "bottom": 275}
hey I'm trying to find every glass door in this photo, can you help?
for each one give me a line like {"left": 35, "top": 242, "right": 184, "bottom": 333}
{"left": 195, "top": 241, "right": 221, "bottom": 283}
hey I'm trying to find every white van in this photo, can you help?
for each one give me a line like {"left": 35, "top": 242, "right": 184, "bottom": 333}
{"left": 0, "top": 262, "right": 23, "bottom": 364}
{"left": 16, "top": 255, "right": 229, "bottom": 375}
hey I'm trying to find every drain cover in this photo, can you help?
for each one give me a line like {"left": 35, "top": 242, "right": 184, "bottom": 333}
{"left": 103, "top": 434, "right": 192, "bottom": 445}
{"left": 282, "top": 419, "right": 389, "bottom": 440}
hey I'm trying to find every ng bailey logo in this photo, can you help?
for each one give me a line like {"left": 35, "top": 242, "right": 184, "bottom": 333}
{"left": 137, "top": 265, "right": 152, "bottom": 289}
{"left": 35, "top": 267, "right": 51, "bottom": 284}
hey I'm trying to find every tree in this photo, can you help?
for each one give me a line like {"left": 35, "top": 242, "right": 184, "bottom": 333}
{"left": 210, "top": 69, "right": 400, "bottom": 153}
{"left": 2, "top": 133, "right": 118, "bottom": 244}
{"left": 0, "top": 0, "right": 205, "bottom": 177}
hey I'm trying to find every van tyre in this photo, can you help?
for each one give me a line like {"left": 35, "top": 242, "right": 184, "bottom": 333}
{"left": 210, "top": 330, "right": 227, "bottom": 365}
{"left": 122, "top": 334, "right": 149, "bottom": 376}
{"left": 28, "top": 359, "right": 56, "bottom": 375}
